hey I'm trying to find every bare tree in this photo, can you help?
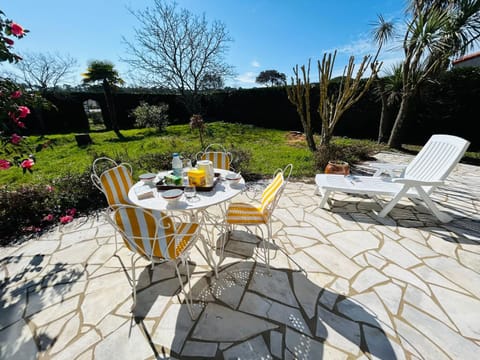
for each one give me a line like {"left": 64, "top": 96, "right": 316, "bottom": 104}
{"left": 122, "top": 0, "right": 234, "bottom": 112}
{"left": 287, "top": 52, "right": 381, "bottom": 152}
{"left": 286, "top": 61, "right": 316, "bottom": 151}
{"left": 13, "top": 51, "right": 78, "bottom": 91}
{"left": 317, "top": 52, "right": 381, "bottom": 146}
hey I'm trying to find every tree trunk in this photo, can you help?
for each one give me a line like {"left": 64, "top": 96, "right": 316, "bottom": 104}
{"left": 378, "top": 96, "right": 395, "bottom": 144}
{"left": 319, "top": 126, "right": 332, "bottom": 147}
{"left": 388, "top": 92, "right": 412, "bottom": 149}
{"left": 102, "top": 80, "right": 123, "bottom": 139}
{"left": 305, "top": 125, "right": 317, "bottom": 152}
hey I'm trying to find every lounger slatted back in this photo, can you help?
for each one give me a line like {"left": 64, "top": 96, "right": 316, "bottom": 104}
{"left": 404, "top": 135, "right": 469, "bottom": 193}
{"left": 315, "top": 134, "right": 470, "bottom": 223}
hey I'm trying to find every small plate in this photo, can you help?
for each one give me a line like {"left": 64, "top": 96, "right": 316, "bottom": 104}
{"left": 161, "top": 189, "right": 183, "bottom": 201}
{"left": 225, "top": 173, "right": 242, "bottom": 181}
{"left": 139, "top": 173, "right": 157, "bottom": 181}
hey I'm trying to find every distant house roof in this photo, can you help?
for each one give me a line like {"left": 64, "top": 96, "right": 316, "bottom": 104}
{"left": 452, "top": 51, "right": 480, "bottom": 67}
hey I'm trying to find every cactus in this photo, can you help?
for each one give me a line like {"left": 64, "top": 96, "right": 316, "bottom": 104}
{"left": 285, "top": 60, "right": 317, "bottom": 151}
{"left": 317, "top": 51, "right": 381, "bottom": 146}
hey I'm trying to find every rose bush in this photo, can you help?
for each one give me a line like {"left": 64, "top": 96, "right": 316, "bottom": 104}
{"left": 1, "top": 10, "right": 52, "bottom": 173}
{"left": 1, "top": 10, "right": 35, "bottom": 171}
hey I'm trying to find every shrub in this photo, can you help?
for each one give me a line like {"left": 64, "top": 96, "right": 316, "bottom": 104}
{"left": 130, "top": 101, "right": 169, "bottom": 131}
{"left": 0, "top": 169, "right": 106, "bottom": 244}
{"left": 314, "top": 141, "right": 384, "bottom": 172}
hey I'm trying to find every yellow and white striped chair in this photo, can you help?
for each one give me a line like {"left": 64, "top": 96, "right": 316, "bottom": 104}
{"left": 91, "top": 157, "right": 135, "bottom": 252}
{"left": 196, "top": 143, "right": 232, "bottom": 170}
{"left": 91, "top": 157, "right": 134, "bottom": 207}
{"left": 105, "top": 204, "right": 202, "bottom": 319}
{"left": 223, "top": 164, "right": 293, "bottom": 269}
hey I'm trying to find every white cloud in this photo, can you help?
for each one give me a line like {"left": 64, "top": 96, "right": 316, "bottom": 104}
{"left": 235, "top": 71, "right": 257, "bottom": 84}
{"left": 324, "top": 37, "right": 376, "bottom": 57}
{"left": 251, "top": 60, "right": 260, "bottom": 68}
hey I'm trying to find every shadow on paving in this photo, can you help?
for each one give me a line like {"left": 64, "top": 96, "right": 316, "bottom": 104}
{"left": 0, "top": 254, "right": 84, "bottom": 357}
{"left": 136, "top": 230, "right": 399, "bottom": 359}
{"left": 329, "top": 197, "right": 480, "bottom": 245}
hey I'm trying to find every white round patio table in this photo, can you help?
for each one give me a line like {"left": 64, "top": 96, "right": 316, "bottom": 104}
{"left": 128, "top": 168, "right": 245, "bottom": 212}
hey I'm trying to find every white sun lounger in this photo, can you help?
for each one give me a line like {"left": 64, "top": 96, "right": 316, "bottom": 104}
{"left": 315, "top": 134, "right": 470, "bottom": 223}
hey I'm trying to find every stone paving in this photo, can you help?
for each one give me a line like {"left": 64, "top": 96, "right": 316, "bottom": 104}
{"left": 1, "top": 152, "right": 480, "bottom": 359}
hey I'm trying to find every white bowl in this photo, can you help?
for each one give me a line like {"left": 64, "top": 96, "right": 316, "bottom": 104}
{"left": 139, "top": 173, "right": 157, "bottom": 184}
{"left": 161, "top": 189, "right": 183, "bottom": 203}
{"left": 225, "top": 173, "right": 242, "bottom": 183}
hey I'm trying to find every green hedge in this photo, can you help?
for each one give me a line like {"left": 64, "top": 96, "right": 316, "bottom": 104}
{"left": 22, "top": 68, "right": 480, "bottom": 149}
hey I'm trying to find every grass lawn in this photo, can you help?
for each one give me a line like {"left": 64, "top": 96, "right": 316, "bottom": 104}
{"left": 2, "top": 121, "right": 478, "bottom": 187}
{"left": 0, "top": 122, "right": 316, "bottom": 186}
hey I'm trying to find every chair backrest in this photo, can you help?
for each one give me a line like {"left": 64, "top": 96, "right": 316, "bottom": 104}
{"left": 260, "top": 164, "right": 293, "bottom": 219}
{"left": 106, "top": 205, "right": 181, "bottom": 260}
{"left": 404, "top": 134, "right": 470, "bottom": 183}
{"left": 197, "top": 144, "right": 232, "bottom": 170}
{"left": 91, "top": 157, "right": 134, "bottom": 206}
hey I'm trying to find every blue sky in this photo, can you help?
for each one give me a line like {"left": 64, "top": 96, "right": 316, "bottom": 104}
{"left": 1, "top": 0, "right": 406, "bottom": 87}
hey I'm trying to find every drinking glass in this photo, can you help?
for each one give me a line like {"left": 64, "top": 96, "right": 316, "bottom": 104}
{"left": 184, "top": 185, "right": 196, "bottom": 201}
{"left": 183, "top": 159, "right": 193, "bottom": 176}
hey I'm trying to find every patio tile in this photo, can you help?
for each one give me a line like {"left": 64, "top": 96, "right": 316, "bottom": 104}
{"left": 182, "top": 340, "right": 218, "bottom": 357}
{"left": 306, "top": 244, "right": 362, "bottom": 279}
{"left": 192, "top": 302, "right": 277, "bottom": 342}
{"left": 223, "top": 335, "right": 271, "bottom": 359}
{"left": 373, "top": 282, "right": 403, "bottom": 315}
{"left": 316, "top": 306, "right": 361, "bottom": 354}
{"left": 401, "top": 304, "right": 480, "bottom": 358}
{"left": 351, "top": 268, "right": 389, "bottom": 293}
{"left": 431, "top": 285, "right": 480, "bottom": 339}
{"left": 0, "top": 319, "right": 37, "bottom": 360}
{"left": 327, "top": 230, "right": 380, "bottom": 258}
{"left": 93, "top": 321, "right": 153, "bottom": 360}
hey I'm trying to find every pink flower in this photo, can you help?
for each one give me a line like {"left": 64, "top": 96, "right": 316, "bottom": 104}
{"left": 18, "top": 105, "right": 30, "bottom": 118}
{"left": 10, "top": 23, "right": 25, "bottom": 37}
{"left": 0, "top": 159, "right": 11, "bottom": 170}
{"left": 11, "top": 133, "right": 21, "bottom": 145}
{"left": 43, "top": 214, "right": 54, "bottom": 222}
{"left": 11, "top": 90, "right": 22, "bottom": 99}
{"left": 8, "top": 111, "right": 17, "bottom": 121}
{"left": 20, "top": 158, "right": 34, "bottom": 169}
{"left": 66, "top": 208, "right": 77, "bottom": 217}
{"left": 45, "top": 185, "right": 54, "bottom": 192}
{"left": 23, "top": 225, "right": 41, "bottom": 233}
{"left": 4, "top": 37, "right": 14, "bottom": 45}
{"left": 60, "top": 215, "right": 74, "bottom": 224}
{"left": 16, "top": 121, "right": 25, "bottom": 128}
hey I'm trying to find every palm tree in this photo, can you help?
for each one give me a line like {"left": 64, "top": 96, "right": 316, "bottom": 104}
{"left": 371, "top": 14, "right": 395, "bottom": 143}
{"left": 373, "top": 64, "right": 404, "bottom": 143}
{"left": 82, "top": 60, "right": 124, "bottom": 138}
{"left": 373, "top": 0, "right": 480, "bottom": 148}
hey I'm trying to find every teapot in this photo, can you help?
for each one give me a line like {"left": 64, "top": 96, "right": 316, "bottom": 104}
{"left": 196, "top": 160, "right": 214, "bottom": 186}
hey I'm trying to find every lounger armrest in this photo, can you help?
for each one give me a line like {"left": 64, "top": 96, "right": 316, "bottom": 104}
{"left": 370, "top": 163, "right": 407, "bottom": 177}
{"left": 392, "top": 178, "right": 444, "bottom": 187}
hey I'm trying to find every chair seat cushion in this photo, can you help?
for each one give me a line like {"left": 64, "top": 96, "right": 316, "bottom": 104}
{"left": 174, "top": 222, "right": 199, "bottom": 257}
{"left": 226, "top": 202, "right": 266, "bottom": 224}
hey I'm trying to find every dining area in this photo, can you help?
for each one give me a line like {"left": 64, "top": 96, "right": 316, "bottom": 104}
{"left": 90, "top": 144, "right": 293, "bottom": 320}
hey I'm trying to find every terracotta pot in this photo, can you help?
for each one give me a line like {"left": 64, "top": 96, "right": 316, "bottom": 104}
{"left": 325, "top": 160, "right": 350, "bottom": 175}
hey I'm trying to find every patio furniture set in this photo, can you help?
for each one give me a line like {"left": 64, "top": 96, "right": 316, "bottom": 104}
{"left": 91, "top": 135, "right": 470, "bottom": 321}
